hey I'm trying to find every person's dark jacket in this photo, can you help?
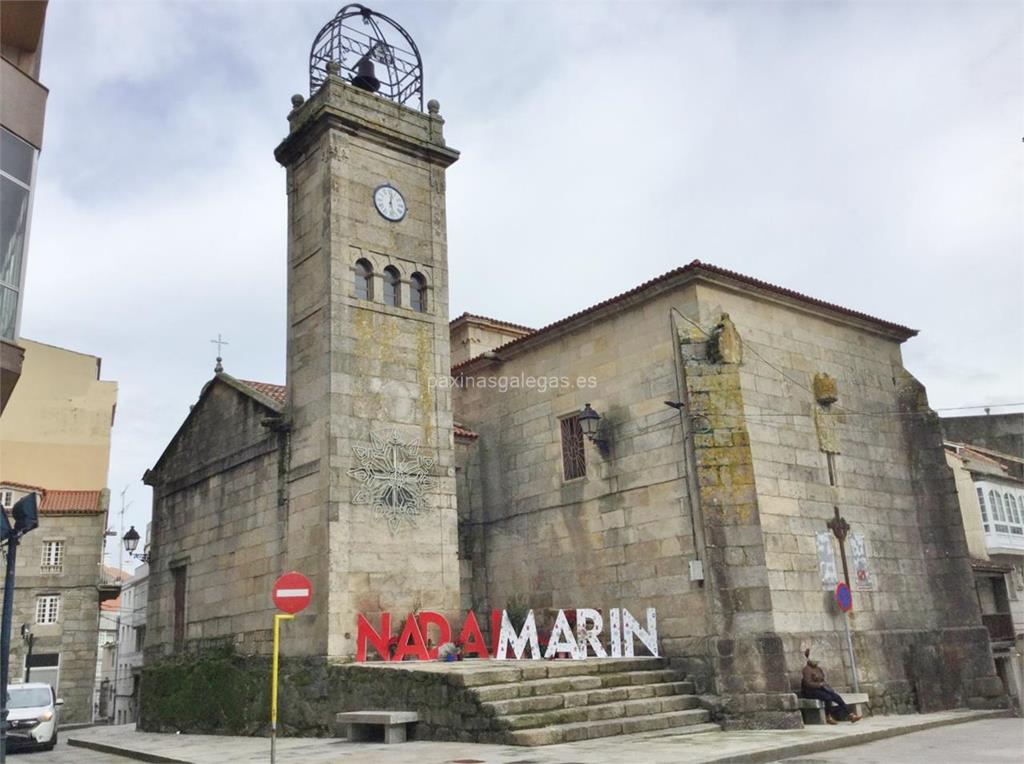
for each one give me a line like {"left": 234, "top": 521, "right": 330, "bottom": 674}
{"left": 801, "top": 662, "right": 828, "bottom": 694}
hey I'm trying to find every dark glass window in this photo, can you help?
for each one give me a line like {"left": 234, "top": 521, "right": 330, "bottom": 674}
{"left": 354, "top": 259, "right": 373, "bottom": 300}
{"left": 383, "top": 266, "right": 400, "bottom": 307}
{"left": 560, "top": 415, "right": 586, "bottom": 480}
{"left": 410, "top": 272, "right": 427, "bottom": 313}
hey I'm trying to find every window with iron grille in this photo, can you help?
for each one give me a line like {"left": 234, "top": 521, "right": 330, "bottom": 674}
{"left": 35, "top": 595, "right": 60, "bottom": 624}
{"left": 560, "top": 415, "right": 586, "bottom": 481}
{"left": 40, "top": 540, "right": 63, "bottom": 572}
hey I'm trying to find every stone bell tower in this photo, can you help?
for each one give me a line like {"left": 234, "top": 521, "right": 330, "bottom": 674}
{"left": 273, "top": 5, "right": 460, "bottom": 659}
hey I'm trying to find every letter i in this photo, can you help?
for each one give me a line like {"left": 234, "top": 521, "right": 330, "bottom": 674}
{"left": 609, "top": 608, "right": 621, "bottom": 658}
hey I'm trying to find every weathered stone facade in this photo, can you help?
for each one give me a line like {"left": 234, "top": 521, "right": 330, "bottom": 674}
{"left": 4, "top": 494, "right": 110, "bottom": 724}
{"left": 141, "top": 70, "right": 1006, "bottom": 735}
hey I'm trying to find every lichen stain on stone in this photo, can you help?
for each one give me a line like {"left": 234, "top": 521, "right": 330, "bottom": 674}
{"left": 417, "top": 324, "right": 434, "bottom": 443}
{"left": 353, "top": 309, "right": 398, "bottom": 419}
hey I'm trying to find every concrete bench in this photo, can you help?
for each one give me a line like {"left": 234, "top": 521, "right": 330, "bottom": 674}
{"left": 336, "top": 711, "right": 418, "bottom": 744}
{"left": 798, "top": 693, "right": 869, "bottom": 724}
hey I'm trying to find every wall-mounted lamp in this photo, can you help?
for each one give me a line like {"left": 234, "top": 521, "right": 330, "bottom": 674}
{"left": 579, "top": 403, "right": 606, "bottom": 446}
{"left": 122, "top": 526, "right": 152, "bottom": 564}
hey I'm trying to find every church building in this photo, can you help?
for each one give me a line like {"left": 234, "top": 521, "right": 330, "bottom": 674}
{"left": 140, "top": 5, "right": 1005, "bottom": 737}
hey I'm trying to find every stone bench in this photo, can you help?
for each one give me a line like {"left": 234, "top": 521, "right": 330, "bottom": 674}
{"left": 798, "top": 692, "right": 869, "bottom": 724}
{"left": 336, "top": 711, "right": 418, "bottom": 744}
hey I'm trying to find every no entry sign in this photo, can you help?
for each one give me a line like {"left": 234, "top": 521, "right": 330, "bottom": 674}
{"left": 834, "top": 582, "right": 853, "bottom": 613}
{"left": 272, "top": 571, "right": 312, "bottom": 614}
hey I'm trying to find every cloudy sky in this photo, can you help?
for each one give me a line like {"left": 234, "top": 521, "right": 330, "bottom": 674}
{"left": 22, "top": 0, "right": 1022, "bottom": 564}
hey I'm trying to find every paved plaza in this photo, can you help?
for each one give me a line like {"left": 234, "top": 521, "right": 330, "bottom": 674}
{"left": 25, "top": 710, "right": 1009, "bottom": 764}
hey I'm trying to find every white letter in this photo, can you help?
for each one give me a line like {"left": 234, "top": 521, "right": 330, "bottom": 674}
{"left": 621, "top": 607, "right": 659, "bottom": 657}
{"left": 544, "top": 610, "right": 581, "bottom": 660}
{"left": 496, "top": 610, "right": 540, "bottom": 660}
{"left": 575, "top": 608, "right": 607, "bottom": 659}
{"left": 609, "top": 608, "right": 621, "bottom": 658}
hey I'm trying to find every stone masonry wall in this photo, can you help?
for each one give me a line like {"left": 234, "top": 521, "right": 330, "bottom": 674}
{"left": 145, "top": 380, "right": 287, "bottom": 660}
{"left": 10, "top": 512, "right": 106, "bottom": 724}
{"left": 454, "top": 287, "right": 710, "bottom": 657}
{"left": 276, "top": 77, "right": 461, "bottom": 659}
{"left": 695, "top": 282, "right": 1004, "bottom": 711}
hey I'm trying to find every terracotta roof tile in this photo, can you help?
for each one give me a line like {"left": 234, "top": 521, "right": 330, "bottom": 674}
{"left": 449, "top": 312, "right": 535, "bottom": 334}
{"left": 452, "top": 260, "right": 917, "bottom": 372}
{"left": 39, "top": 489, "right": 104, "bottom": 514}
{"left": 454, "top": 424, "right": 479, "bottom": 440}
{"left": 237, "top": 379, "right": 286, "bottom": 405}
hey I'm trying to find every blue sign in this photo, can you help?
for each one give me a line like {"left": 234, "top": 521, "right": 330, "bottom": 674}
{"left": 834, "top": 582, "right": 853, "bottom": 613}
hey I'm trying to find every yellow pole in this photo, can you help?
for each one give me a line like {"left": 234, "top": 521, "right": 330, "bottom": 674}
{"left": 271, "top": 613, "right": 294, "bottom": 764}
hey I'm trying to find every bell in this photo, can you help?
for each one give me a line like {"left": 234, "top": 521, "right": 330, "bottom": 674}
{"left": 351, "top": 56, "right": 381, "bottom": 93}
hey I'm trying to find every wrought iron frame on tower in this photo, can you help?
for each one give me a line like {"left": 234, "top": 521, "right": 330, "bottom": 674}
{"left": 309, "top": 4, "right": 424, "bottom": 110}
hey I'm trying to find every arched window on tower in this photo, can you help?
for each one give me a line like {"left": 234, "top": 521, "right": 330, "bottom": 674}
{"left": 383, "top": 266, "right": 401, "bottom": 307}
{"left": 410, "top": 272, "right": 427, "bottom": 313}
{"left": 355, "top": 259, "right": 373, "bottom": 300}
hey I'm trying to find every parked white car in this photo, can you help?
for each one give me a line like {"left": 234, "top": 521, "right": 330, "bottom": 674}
{"left": 5, "top": 683, "right": 61, "bottom": 751}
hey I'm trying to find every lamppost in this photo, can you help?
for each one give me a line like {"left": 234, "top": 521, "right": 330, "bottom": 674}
{"left": 1, "top": 493, "right": 39, "bottom": 763}
{"left": 122, "top": 526, "right": 152, "bottom": 564}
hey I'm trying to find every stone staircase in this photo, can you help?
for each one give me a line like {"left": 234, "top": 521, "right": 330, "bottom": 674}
{"left": 469, "top": 657, "right": 717, "bottom": 745}
{"left": 341, "top": 656, "right": 718, "bottom": 746}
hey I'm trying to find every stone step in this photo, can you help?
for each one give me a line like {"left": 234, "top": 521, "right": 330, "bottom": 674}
{"left": 498, "top": 695, "right": 702, "bottom": 730}
{"left": 474, "top": 670, "right": 689, "bottom": 703}
{"left": 448, "top": 657, "right": 669, "bottom": 688}
{"left": 506, "top": 708, "right": 713, "bottom": 746}
{"left": 484, "top": 681, "right": 696, "bottom": 716}
{"left": 599, "top": 669, "right": 688, "bottom": 688}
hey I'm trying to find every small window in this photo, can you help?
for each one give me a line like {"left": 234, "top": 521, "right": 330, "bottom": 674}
{"left": 410, "top": 272, "right": 427, "bottom": 313}
{"left": 978, "top": 487, "right": 989, "bottom": 532}
{"left": 560, "top": 415, "right": 586, "bottom": 481}
{"left": 383, "top": 266, "right": 400, "bottom": 307}
{"left": 40, "top": 540, "right": 63, "bottom": 572}
{"left": 0, "top": 490, "right": 12, "bottom": 509}
{"left": 354, "top": 259, "right": 373, "bottom": 300}
{"left": 35, "top": 595, "right": 60, "bottom": 624}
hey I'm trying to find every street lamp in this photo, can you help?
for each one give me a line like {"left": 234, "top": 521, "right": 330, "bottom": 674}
{"left": 122, "top": 526, "right": 152, "bottom": 564}
{"left": 579, "top": 403, "right": 606, "bottom": 447}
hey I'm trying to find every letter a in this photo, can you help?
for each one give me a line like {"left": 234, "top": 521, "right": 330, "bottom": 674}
{"left": 393, "top": 614, "right": 431, "bottom": 661}
{"left": 457, "top": 611, "right": 490, "bottom": 659}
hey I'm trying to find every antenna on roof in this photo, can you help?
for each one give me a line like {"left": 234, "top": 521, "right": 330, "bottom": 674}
{"left": 210, "top": 333, "right": 229, "bottom": 373}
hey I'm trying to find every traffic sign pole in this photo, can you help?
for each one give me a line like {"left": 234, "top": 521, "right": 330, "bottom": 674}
{"left": 271, "top": 612, "right": 294, "bottom": 764}
{"left": 833, "top": 582, "right": 860, "bottom": 693}
{"left": 269, "top": 571, "right": 311, "bottom": 764}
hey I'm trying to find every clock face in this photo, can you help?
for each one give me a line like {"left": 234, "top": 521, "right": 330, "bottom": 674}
{"left": 373, "top": 184, "right": 406, "bottom": 222}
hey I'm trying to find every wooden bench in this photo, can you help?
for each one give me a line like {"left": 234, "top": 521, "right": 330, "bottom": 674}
{"left": 336, "top": 711, "right": 418, "bottom": 743}
{"left": 798, "top": 692, "right": 869, "bottom": 724}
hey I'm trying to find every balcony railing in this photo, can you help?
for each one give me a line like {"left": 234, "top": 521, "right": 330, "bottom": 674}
{"left": 981, "top": 613, "right": 1015, "bottom": 642}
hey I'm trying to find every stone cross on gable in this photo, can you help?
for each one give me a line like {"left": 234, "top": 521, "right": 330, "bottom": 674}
{"left": 826, "top": 505, "right": 852, "bottom": 589}
{"left": 210, "top": 334, "right": 229, "bottom": 373}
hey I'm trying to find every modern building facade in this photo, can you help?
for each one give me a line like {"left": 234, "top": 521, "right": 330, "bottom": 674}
{"left": 0, "top": 0, "right": 49, "bottom": 412}
{"left": 0, "top": 338, "right": 118, "bottom": 724}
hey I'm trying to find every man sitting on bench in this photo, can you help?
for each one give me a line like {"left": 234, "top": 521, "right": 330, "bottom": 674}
{"left": 801, "top": 649, "right": 861, "bottom": 724}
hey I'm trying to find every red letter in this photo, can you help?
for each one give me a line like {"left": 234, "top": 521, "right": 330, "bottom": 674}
{"left": 457, "top": 610, "right": 489, "bottom": 658}
{"left": 393, "top": 614, "right": 431, "bottom": 661}
{"left": 417, "top": 611, "right": 452, "bottom": 659}
{"left": 356, "top": 612, "right": 391, "bottom": 662}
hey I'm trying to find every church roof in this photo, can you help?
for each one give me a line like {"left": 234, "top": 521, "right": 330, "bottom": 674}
{"left": 451, "top": 260, "right": 917, "bottom": 372}
{"left": 449, "top": 313, "right": 535, "bottom": 334}
{"left": 238, "top": 379, "right": 287, "bottom": 406}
